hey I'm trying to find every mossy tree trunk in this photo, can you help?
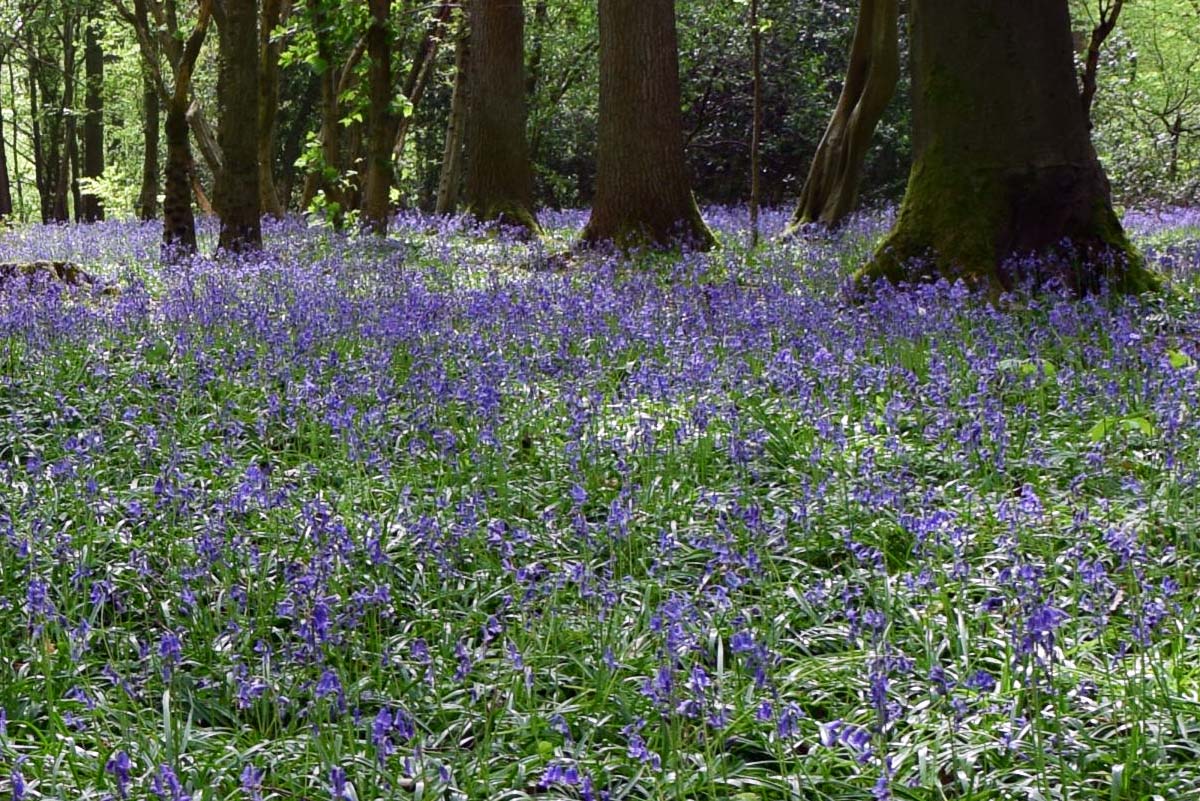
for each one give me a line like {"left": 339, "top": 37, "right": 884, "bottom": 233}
{"left": 462, "top": 0, "right": 540, "bottom": 235}
{"left": 788, "top": 0, "right": 899, "bottom": 232}
{"left": 581, "top": 0, "right": 713, "bottom": 250}
{"left": 863, "top": 0, "right": 1157, "bottom": 294}
{"left": 214, "top": 0, "right": 263, "bottom": 252}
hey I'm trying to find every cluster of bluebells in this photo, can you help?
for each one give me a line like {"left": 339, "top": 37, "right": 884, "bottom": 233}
{"left": 0, "top": 209, "right": 1198, "bottom": 799}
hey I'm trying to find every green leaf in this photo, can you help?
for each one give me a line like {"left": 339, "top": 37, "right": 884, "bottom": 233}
{"left": 1123, "top": 416, "right": 1156, "bottom": 437}
{"left": 1089, "top": 415, "right": 1156, "bottom": 442}
{"left": 998, "top": 358, "right": 1056, "bottom": 381}
{"left": 1168, "top": 349, "right": 1194, "bottom": 369}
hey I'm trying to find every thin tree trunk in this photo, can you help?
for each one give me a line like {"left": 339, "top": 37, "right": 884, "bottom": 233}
{"left": 788, "top": 0, "right": 899, "bottom": 231}
{"left": 581, "top": 0, "right": 713, "bottom": 250}
{"left": 157, "top": 0, "right": 215, "bottom": 256}
{"left": 390, "top": 0, "right": 453, "bottom": 165}
{"left": 363, "top": 0, "right": 393, "bottom": 235}
{"left": 53, "top": 10, "right": 78, "bottom": 223}
{"left": 187, "top": 101, "right": 224, "bottom": 185}
{"left": 0, "top": 53, "right": 12, "bottom": 218}
{"left": 278, "top": 73, "right": 320, "bottom": 210}
{"left": 526, "top": 0, "right": 547, "bottom": 97}
{"left": 139, "top": 67, "right": 161, "bottom": 220}
{"left": 863, "top": 0, "right": 1156, "bottom": 294}
{"left": 258, "top": 0, "right": 290, "bottom": 218}
{"left": 215, "top": 0, "right": 263, "bottom": 252}
{"left": 26, "top": 29, "right": 49, "bottom": 224}
{"left": 81, "top": 2, "right": 106, "bottom": 222}
{"left": 1079, "top": 0, "right": 1123, "bottom": 130}
{"left": 69, "top": 112, "right": 83, "bottom": 222}
{"left": 462, "top": 0, "right": 539, "bottom": 234}
{"left": 748, "top": 0, "right": 763, "bottom": 248}
{"left": 436, "top": 14, "right": 470, "bottom": 215}
{"left": 300, "top": 20, "right": 366, "bottom": 224}
{"left": 7, "top": 62, "right": 23, "bottom": 217}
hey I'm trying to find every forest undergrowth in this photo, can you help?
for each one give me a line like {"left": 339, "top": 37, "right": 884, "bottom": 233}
{"left": 1, "top": 207, "right": 1200, "bottom": 800}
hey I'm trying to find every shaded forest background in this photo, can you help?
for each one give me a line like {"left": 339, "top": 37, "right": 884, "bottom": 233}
{"left": 0, "top": 0, "right": 1196, "bottom": 226}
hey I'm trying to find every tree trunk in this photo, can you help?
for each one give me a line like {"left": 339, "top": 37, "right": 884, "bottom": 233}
{"left": 214, "top": 0, "right": 263, "bottom": 252}
{"left": 69, "top": 111, "right": 83, "bottom": 222}
{"left": 389, "top": 0, "right": 454, "bottom": 169}
{"left": 258, "top": 0, "right": 290, "bottom": 218}
{"left": 526, "top": 0, "right": 547, "bottom": 97}
{"left": 278, "top": 73, "right": 320, "bottom": 210}
{"left": 862, "top": 0, "right": 1156, "bottom": 295}
{"left": 0, "top": 53, "right": 12, "bottom": 219}
{"left": 1079, "top": 0, "right": 1123, "bottom": 130}
{"left": 581, "top": 0, "right": 713, "bottom": 250}
{"left": 81, "top": 3, "right": 106, "bottom": 223}
{"left": 187, "top": 102, "right": 224, "bottom": 180}
{"left": 139, "top": 67, "right": 161, "bottom": 221}
{"left": 300, "top": 8, "right": 364, "bottom": 225}
{"left": 52, "top": 11, "right": 78, "bottom": 223}
{"left": 121, "top": 0, "right": 214, "bottom": 251}
{"left": 748, "top": 0, "right": 763, "bottom": 248}
{"left": 788, "top": 0, "right": 899, "bottom": 231}
{"left": 363, "top": 0, "right": 394, "bottom": 235}
{"left": 462, "top": 0, "right": 540, "bottom": 234}
{"left": 436, "top": 14, "right": 470, "bottom": 215}
{"left": 163, "top": 103, "right": 199, "bottom": 254}
{"left": 7, "top": 62, "right": 24, "bottom": 217}
{"left": 300, "top": 61, "right": 341, "bottom": 213}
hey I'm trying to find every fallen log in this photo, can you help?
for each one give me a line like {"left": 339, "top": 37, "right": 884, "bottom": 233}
{"left": 0, "top": 261, "right": 97, "bottom": 288}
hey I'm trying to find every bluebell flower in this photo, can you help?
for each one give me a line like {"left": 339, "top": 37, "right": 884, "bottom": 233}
{"left": 11, "top": 768, "right": 26, "bottom": 801}
{"left": 963, "top": 670, "right": 996, "bottom": 693}
{"left": 240, "top": 765, "right": 265, "bottom": 801}
{"left": 151, "top": 764, "right": 190, "bottom": 801}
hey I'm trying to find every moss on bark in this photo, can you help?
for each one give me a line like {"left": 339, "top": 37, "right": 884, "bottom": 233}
{"left": 860, "top": 0, "right": 1160, "bottom": 296}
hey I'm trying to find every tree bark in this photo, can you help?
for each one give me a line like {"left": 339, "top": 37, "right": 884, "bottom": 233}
{"left": 81, "top": 2, "right": 106, "bottom": 222}
{"left": 6, "top": 62, "right": 24, "bottom": 217}
{"left": 300, "top": 8, "right": 366, "bottom": 225}
{"left": 389, "top": 0, "right": 454, "bottom": 169}
{"left": 789, "top": 0, "right": 899, "bottom": 231}
{"left": 363, "top": 0, "right": 393, "bottom": 235}
{"left": 258, "top": 0, "right": 291, "bottom": 218}
{"left": 214, "top": 0, "right": 263, "bottom": 252}
{"left": 862, "top": 0, "right": 1156, "bottom": 294}
{"left": 1079, "top": 0, "right": 1123, "bottom": 130}
{"left": 0, "top": 53, "right": 12, "bottom": 219}
{"left": 462, "top": 0, "right": 539, "bottom": 234}
{"left": 52, "top": 10, "right": 78, "bottom": 223}
{"left": 581, "top": 0, "right": 713, "bottom": 250}
{"left": 139, "top": 63, "right": 161, "bottom": 221}
{"left": 525, "top": 0, "right": 547, "bottom": 98}
{"left": 748, "top": 0, "right": 763, "bottom": 248}
{"left": 151, "top": 0, "right": 215, "bottom": 256}
{"left": 26, "top": 27, "right": 49, "bottom": 224}
{"left": 163, "top": 104, "right": 199, "bottom": 253}
{"left": 436, "top": 13, "right": 470, "bottom": 215}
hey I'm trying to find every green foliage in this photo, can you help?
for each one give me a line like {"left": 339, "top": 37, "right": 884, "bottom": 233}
{"left": 1074, "top": 0, "right": 1200, "bottom": 204}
